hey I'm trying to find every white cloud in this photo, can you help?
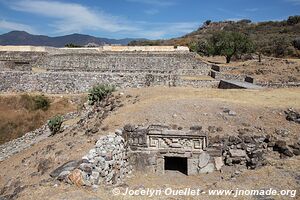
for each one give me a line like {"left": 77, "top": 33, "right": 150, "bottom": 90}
{"left": 132, "top": 22, "right": 198, "bottom": 38}
{"left": 0, "top": 19, "right": 36, "bottom": 33}
{"left": 5, "top": 0, "right": 197, "bottom": 39}
{"left": 126, "top": 0, "right": 177, "bottom": 6}
{"left": 10, "top": 0, "right": 138, "bottom": 34}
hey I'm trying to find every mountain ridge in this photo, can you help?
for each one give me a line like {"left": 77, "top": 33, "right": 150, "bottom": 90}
{"left": 0, "top": 31, "right": 145, "bottom": 47}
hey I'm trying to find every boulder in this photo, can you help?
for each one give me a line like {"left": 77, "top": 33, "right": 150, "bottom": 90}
{"left": 198, "top": 152, "right": 210, "bottom": 168}
{"left": 283, "top": 149, "right": 294, "bottom": 157}
{"left": 68, "top": 169, "right": 85, "bottom": 186}
{"left": 285, "top": 109, "right": 300, "bottom": 124}
{"left": 190, "top": 126, "right": 202, "bottom": 131}
{"left": 214, "top": 157, "right": 224, "bottom": 171}
{"left": 293, "top": 149, "right": 300, "bottom": 156}
{"left": 229, "top": 149, "right": 247, "bottom": 157}
{"left": 50, "top": 160, "right": 82, "bottom": 178}
{"left": 199, "top": 163, "right": 215, "bottom": 174}
{"left": 57, "top": 171, "right": 71, "bottom": 181}
{"left": 124, "top": 124, "right": 135, "bottom": 132}
{"left": 274, "top": 140, "right": 288, "bottom": 153}
{"left": 228, "top": 110, "right": 237, "bottom": 116}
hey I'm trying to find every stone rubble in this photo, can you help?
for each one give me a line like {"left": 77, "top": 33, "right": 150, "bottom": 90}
{"left": 285, "top": 108, "right": 300, "bottom": 124}
{"left": 211, "top": 133, "right": 300, "bottom": 169}
{"left": 51, "top": 133, "right": 132, "bottom": 186}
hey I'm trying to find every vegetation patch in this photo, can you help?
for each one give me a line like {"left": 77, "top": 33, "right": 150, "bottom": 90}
{"left": 88, "top": 84, "right": 116, "bottom": 105}
{"left": 20, "top": 94, "right": 50, "bottom": 111}
{"left": 48, "top": 115, "right": 63, "bottom": 136}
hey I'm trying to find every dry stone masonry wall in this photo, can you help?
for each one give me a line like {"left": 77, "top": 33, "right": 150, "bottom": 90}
{"left": 0, "top": 46, "right": 218, "bottom": 93}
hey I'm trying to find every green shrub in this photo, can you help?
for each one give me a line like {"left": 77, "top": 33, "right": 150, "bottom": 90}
{"left": 20, "top": 94, "right": 50, "bottom": 111}
{"left": 33, "top": 95, "right": 50, "bottom": 110}
{"left": 88, "top": 84, "right": 116, "bottom": 105}
{"left": 48, "top": 115, "right": 63, "bottom": 136}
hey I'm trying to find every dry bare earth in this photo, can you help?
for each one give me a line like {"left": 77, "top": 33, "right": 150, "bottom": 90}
{"left": 0, "top": 87, "right": 299, "bottom": 200}
{"left": 201, "top": 56, "right": 300, "bottom": 84}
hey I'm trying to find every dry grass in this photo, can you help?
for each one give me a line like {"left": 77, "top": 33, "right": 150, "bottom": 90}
{"left": 0, "top": 94, "right": 78, "bottom": 144}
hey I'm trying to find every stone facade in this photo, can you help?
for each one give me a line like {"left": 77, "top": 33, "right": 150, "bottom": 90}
{"left": 123, "top": 124, "right": 219, "bottom": 175}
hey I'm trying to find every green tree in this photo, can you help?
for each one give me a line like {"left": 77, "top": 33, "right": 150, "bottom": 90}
{"left": 207, "top": 31, "right": 254, "bottom": 63}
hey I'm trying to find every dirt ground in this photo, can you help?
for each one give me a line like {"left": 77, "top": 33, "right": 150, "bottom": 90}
{"left": 0, "top": 87, "right": 299, "bottom": 200}
{"left": 201, "top": 56, "right": 300, "bottom": 84}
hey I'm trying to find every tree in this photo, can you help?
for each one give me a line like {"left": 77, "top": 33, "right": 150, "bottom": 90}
{"left": 207, "top": 31, "right": 254, "bottom": 63}
{"left": 188, "top": 39, "right": 209, "bottom": 56}
{"left": 287, "top": 15, "right": 300, "bottom": 25}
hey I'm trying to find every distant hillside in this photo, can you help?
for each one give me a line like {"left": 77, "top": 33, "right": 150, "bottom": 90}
{"left": 0, "top": 31, "right": 144, "bottom": 47}
{"left": 129, "top": 16, "right": 300, "bottom": 58}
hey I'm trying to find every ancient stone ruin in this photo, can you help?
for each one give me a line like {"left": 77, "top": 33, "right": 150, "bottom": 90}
{"left": 123, "top": 124, "right": 214, "bottom": 176}
{"left": 0, "top": 45, "right": 263, "bottom": 93}
{"left": 50, "top": 123, "right": 300, "bottom": 187}
{"left": 0, "top": 46, "right": 220, "bottom": 93}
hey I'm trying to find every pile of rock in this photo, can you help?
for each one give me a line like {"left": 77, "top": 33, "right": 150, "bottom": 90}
{"left": 271, "top": 139, "right": 300, "bottom": 158}
{"left": 218, "top": 133, "right": 300, "bottom": 169}
{"left": 222, "top": 135, "right": 268, "bottom": 169}
{"left": 51, "top": 133, "right": 132, "bottom": 186}
{"left": 285, "top": 108, "right": 300, "bottom": 124}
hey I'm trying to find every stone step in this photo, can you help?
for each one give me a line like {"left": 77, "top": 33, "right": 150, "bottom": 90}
{"left": 219, "top": 80, "right": 263, "bottom": 89}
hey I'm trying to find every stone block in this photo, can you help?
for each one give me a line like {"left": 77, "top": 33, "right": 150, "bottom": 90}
{"left": 199, "top": 163, "right": 215, "bottom": 174}
{"left": 198, "top": 152, "right": 210, "bottom": 168}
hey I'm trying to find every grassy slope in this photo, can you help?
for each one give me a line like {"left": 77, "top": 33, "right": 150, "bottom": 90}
{"left": 0, "top": 94, "right": 80, "bottom": 144}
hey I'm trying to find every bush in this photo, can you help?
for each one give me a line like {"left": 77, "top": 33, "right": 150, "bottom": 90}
{"left": 48, "top": 115, "right": 63, "bottom": 136}
{"left": 33, "top": 95, "right": 50, "bottom": 110}
{"left": 293, "top": 38, "right": 300, "bottom": 50}
{"left": 272, "top": 37, "right": 290, "bottom": 57}
{"left": 20, "top": 94, "right": 50, "bottom": 111}
{"left": 88, "top": 84, "right": 116, "bottom": 105}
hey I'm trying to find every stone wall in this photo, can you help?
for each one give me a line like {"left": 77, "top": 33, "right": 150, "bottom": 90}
{"left": 0, "top": 45, "right": 189, "bottom": 52}
{"left": 50, "top": 133, "right": 132, "bottom": 187}
{"left": 0, "top": 71, "right": 219, "bottom": 93}
{"left": 0, "top": 47, "right": 217, "bottom": 93}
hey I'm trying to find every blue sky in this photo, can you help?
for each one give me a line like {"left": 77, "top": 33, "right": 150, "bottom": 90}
{"left": 0, "top": 0, "right": 299, "bottom": 39}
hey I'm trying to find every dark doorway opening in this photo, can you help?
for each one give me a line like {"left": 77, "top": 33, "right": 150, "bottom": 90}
{"left": 164, "top": 156, "right": 188, "bottom": 175}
